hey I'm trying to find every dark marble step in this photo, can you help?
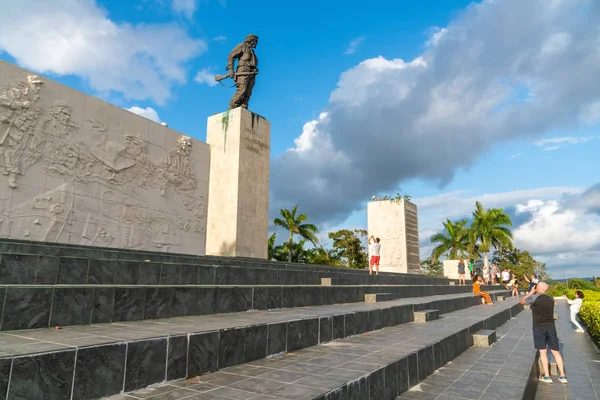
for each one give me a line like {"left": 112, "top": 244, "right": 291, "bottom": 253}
{"left": 0, "top": 284, "right": 495, "bottom": 331}
{"left": 107, "top": 300, "right": 525, "bottom": 400}
{"left": 0, "top": 291, "right": 513, "bottom": 400}
{"left": 0, "top": 251, "right": 455, "bottom": 287}
{"left": 0, "top": 239, "right": 448, "bottom": 284}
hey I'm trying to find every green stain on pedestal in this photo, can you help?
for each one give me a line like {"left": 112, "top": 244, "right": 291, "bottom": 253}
{"left": 221, "top": 110, "right": 230, "bottom": 152}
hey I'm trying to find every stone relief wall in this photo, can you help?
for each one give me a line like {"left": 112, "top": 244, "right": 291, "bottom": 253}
{"left": 0, "top": 61, "right": 209, "bottom": 254}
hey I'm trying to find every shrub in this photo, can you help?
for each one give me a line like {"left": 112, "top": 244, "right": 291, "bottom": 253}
{"left": 579, "top": 302, "right": 600, "bottom": 342}
{"left": 556, "top": 289, "right": 600, "bottom": 302}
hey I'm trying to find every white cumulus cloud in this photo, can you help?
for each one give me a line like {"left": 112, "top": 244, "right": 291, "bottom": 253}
{"left": 0, "top": 0, "right": 206, "bottom": 105}
{"left": 270, "top": 0, "right": 600, "bottom": 226}
{"left": 415, "top": 185, "right": 600, "bottom": 277}
{"left": 126, "top": 106, "right": 162, "bottom": 123}
{"left": 194, "top": 68, "right": 218, "bottom": 87}
{"left": 511, "top": 185, "right": 600, "bottom": 276}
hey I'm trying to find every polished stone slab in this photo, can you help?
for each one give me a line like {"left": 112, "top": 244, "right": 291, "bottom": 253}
{"left": 0, "top": 283, "right": 491, "bottom": 331}
{"left": 0, "top": 290, "right": 509, "bottom": 399}
{"left": 0, "top": 237, "right": 459, "bottom": 286}
{"left": 109, "top": 299, "right": 523, "bottom": 400}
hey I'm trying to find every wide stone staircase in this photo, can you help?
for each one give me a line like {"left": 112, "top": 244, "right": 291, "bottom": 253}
{"left": 0, "top": 238, "right": 521, "bottom": 399}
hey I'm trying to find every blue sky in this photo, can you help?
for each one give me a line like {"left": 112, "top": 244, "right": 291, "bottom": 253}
{"left": 1, "top": 0, "right": 599, "bottom": 278}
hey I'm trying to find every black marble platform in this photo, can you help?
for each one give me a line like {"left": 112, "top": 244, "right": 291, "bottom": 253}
{"left": 0, "top": 253, "right": 459, "bottom": 287}
{"left": 0, "top": 238, "right": 452, "bottom": 286}
{"left": 0, "top": 284, "right": 503, "bottom": 331}
{"left": 107, "top": 299, "right": 524, "bottom": 400}
{"left": 0, "top": 291, "right": 509, "bottom": 399}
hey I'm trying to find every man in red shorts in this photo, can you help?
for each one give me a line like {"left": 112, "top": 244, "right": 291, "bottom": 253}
{"left": 368, "top": 235, "right": 381, "bottom": 275}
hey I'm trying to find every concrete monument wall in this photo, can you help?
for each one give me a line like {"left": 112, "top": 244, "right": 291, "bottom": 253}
{"left": 205, "top": 108, "right": 270, "bottom": 258}
{"left": 367, "top": 200, "right": 421, "bottom": 274}
{"left": 443, "top": 260, "right": 461, "bottom": 280}
{"left": 0, "top": 60, "right": 210, "bottom": 254}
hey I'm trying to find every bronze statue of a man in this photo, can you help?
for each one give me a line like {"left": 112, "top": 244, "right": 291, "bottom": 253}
{"left": 226, "top": 34, "right": 259, "bottom": 110}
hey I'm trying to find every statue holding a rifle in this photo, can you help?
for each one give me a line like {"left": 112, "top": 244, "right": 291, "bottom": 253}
{"left": 215, "top": 34, "right": 259, "bottom": 110}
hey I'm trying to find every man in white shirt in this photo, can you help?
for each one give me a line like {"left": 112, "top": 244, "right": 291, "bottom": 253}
{"left": 563, "top": 291, "right": 585, "bottom": 333}
{"left": 501, "top": 269, "right": 511, "bottom": 288}
{"left": 368, "top": 235, "right": 381, "bottom": 276}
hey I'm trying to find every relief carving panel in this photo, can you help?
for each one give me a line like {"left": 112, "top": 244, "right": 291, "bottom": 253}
{"left": 0, "top": 69, "right": 209, "bottom": 254}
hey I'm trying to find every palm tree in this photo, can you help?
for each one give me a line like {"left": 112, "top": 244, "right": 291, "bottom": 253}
{"left": 273, "top": 240, "right": 310, "bottom": 263}
{"left": 273, "top": 205, "right": 319, "bottom": 262}
{"left": 268, "top": 233, "right": 277, "bottom": 261}
{"left": 430, "top": 219, "right": 471, "bottom": 262}
{"left": 470, "top": 201, "right": 514, "bottom": 269}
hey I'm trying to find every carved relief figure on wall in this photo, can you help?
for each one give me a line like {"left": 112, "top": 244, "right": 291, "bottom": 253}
{"left": 0, "top": 75, "right": 44, "bottom": 188}
{"left": 161, "top": 135, "right": 197, "bottom": 196}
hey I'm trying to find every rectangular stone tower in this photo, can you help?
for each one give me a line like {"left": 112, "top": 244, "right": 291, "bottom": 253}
{"left": 367, "top": 199, "right": 421, "bottom": 274}
{"left": 205, "top": 108, "right": 270, "bottom": 258}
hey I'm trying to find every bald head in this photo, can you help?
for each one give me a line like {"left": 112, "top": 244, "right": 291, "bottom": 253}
{"left": 536, "top": 282, "right": 548, "bottom": 293}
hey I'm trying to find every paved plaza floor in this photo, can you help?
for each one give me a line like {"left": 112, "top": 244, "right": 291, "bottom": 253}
{"left": 398, "top": 298, "right": 600, "bottom": 400}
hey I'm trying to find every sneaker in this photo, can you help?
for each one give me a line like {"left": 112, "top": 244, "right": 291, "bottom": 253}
{"left": 539, "top": 376, "right": 553, "bottom": 383}
{"left": 575, "top": 329, "right": 584, "bottom": 333}
{"left": 558, "top": 376, "right": 568, "bottom": 384}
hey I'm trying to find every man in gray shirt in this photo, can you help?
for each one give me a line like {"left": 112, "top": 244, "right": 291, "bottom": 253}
{"left": 520, "top": 282, "right": 567, "bottom": 384}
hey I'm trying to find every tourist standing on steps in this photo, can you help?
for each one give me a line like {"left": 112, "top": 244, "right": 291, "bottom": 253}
{"left": 510, "top": 273, "right": 519, "bottom": 297}
{"left": 457, "top": 258, "right": 466, "bottom": 285}
{"left": 490, "top": 264, "right": 498, "bottom": 284}
{"left": 521, "top": 282, "right": 568, "bottom": 384}
{"left": 501, "top": 268, "right": 511, "bottom": 288}
{"left": 524, "top": 273, "right": 539, "bottom": 294}
{"left": 483, "top": 265, "right": 490, "bottom": 284}
{"left": 472, "top": 274, "right": 493, "bottom": 304}
{"left": 563, "top": 291, "right": 585, "bottom": 333}
{"left": 368, "top": 235, "right": 381, "bottom": 276}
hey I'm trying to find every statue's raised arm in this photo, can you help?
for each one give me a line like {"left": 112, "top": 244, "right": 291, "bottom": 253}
{"left": 214, "top": 34, "right": 259, "bottom": 110}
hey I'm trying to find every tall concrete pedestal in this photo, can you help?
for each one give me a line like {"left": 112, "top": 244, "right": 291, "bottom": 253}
{"left": 205, "top": 108, "right": 270, "bottom": 258}
{"left": 367, "top": 200, "right": 421, "bottom": 274}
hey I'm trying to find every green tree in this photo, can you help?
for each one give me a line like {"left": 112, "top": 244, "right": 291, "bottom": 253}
{"left": 307, "top": 246, "right": 342, "bottom": 266}
{"left": 272, "top": 240, "right": 310, "bottom": 263}
{"left": 273, "top": 205, "right": 319, "bottom": 262}
{"left": 328, "top": 229, "right": 368, "bottom": 269}
{"left": 491, "top": 248, "right": 548, "bottom": 281}
{"left": 470, "top": 202, "right": 514, "bottom": 269}
{"left": 268, "top": 233, "right": 277, "bottom": 261}
{"left": 420, "top": 256, "right": 444, "bottom": 276}
{"left": 430, "top": 219, "right": 471, "bottom": 262}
